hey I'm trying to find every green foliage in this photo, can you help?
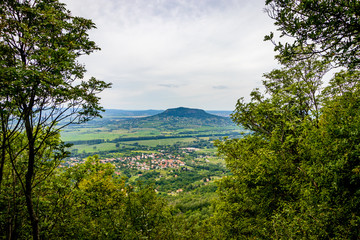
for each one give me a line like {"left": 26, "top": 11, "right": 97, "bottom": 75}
{"left": 213, "top": 57, "right": 360, "bottom": 238}
{"left": 59, "top": 156, "right": 174, "bottom": 239}
{"left": 0, "top": 0, "right": 110, "bottom": 239}
{"left": 265, "top": 0, "right": 360, "bottom": 69}
{"left": 0, "top": 132, "right": 68, "bottom": 239}
{"left": 213, "top": 2, "right": 360, "bottom": 235}
{"left": 0, "top": 155, "right": 174, "bottom": 239}
{"left": 213, "top": 2, "right": 360, "bottom": 238}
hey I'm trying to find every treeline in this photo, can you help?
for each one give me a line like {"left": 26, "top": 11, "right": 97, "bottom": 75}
{"left": 67, "top": 132, "right": 242, "bottom": 145}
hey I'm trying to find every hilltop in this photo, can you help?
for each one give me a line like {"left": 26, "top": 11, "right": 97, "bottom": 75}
{"left": 148, "top": 107, "right": 225, "bottom": 119}
{"left": 99, "top": 108, "right": 232, "bottom": 118}
{"left": 123, "top": 107, "right": 234, "bottom": 129}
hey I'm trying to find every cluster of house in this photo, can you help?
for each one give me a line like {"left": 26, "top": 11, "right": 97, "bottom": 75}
{"left": 62, "top": 152, "right": 187, "bottom": 170}
{"left": 115, "top": 153, "right": 186, "bottom": 170}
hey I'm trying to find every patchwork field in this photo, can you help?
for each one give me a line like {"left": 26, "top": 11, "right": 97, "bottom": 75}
{"left": 62, "top": 109, "right": 244, "bottom": 157}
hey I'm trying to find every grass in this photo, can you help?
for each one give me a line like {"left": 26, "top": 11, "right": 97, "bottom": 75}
{"left": 63, "top": 116, "right": 243, "bottom": 156}
{"left": 61, "top": 123, "right": 242, "bottom": 142}
{"left": 69, "top": 137, "right": 198, "bottom": 153}
{"left": 196, "top": 148, "right": 218, "bottom": 154}
{"left": 70, "top": 142, "right": 127, "bottom": 153}
{"left": 125, "top": 138, "right": 197, "bottom": 147}
{"left": 61, "top": 128, "right": 164, "bottom": 142}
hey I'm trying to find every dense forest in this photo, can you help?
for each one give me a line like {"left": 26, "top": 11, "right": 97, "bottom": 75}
{"left": 1, "top": 0, "right": 360, "bottom": 239}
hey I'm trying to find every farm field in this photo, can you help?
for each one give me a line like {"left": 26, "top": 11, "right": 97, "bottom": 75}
{"left": 61, "top": 108, "right": 244, "bottom": 197}
{"left": 62, "top": 109, "right": 244, "bottom": 158}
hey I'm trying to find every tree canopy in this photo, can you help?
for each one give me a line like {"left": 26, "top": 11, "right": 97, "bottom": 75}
{"left": 212, "top": 1, "right": 360, "bottom": 238}
{"left": 214, "top": 58, "right": 360, "bottom": 239}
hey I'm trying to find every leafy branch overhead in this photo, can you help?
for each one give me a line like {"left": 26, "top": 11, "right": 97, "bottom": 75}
{"left": 265, "top": 0, "right": 360, "bottom": 69}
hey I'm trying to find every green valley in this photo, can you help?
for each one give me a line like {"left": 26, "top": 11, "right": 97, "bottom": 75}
{"left": 62, "top": 107, "right": 241, "bottom": 156}
{"left": 62, "top": 107, "right": 244, "bottom": 196}
{"left": 57, "top": 107, "right": 242, "bottom": 238}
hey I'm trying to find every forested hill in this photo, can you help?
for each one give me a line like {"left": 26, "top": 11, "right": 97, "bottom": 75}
{"left": 149, "top": 107, "right": 225, "bottom": 119}
{"left": 124, "top": 107, "right": 234, "bottom": 129}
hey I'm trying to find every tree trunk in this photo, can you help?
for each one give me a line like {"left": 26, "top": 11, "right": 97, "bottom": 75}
{"left": 0, "top": 113, "right": 7, "bottom": 192}
{"left": 0, "top": 138, "right": 6, "bottom": 192}
{"left": 25, "top": 143, "right": 40, "bottom": 240}
{"left": 24, "top": 114, "right": 40, "bottom": 240}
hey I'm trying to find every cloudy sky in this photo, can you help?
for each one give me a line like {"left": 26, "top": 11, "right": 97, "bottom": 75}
{"left": 61, "top": 0, "right": 278, "bottom": 110}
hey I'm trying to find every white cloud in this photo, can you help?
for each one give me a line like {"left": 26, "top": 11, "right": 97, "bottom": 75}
{"left": 61, "top": 0, "right": 278, "bottom": 110}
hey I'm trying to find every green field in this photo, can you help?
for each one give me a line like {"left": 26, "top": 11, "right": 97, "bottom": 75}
{"left": 62, "top": 114, "right": 243, "bottom": 157}
{"left": 69, "top": 137, "right": 201, "bottom": 154}
{"left": 62, "top": 109, "right": 234, "bottom": 217}
{"left": 61, "top": 128, "right": 163, "bottom": 142}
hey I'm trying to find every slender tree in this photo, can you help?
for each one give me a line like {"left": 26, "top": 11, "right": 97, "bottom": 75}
{"left": 0, "top": 0, "right": 110, "bottom": 239}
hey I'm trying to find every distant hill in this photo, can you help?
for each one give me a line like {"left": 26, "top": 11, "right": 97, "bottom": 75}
{"left": 123, "top": 107, "right": 234, "bottom": 129}
{"left": 102, "top": 108, "right": 232, "bottom": 118}
{"left": 149, "top": 107, "right": 223, "bottom": 119}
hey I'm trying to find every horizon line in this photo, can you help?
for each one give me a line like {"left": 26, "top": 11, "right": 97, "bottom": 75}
{"left": 104, "top": 108, "right": 234, "bottom": 112}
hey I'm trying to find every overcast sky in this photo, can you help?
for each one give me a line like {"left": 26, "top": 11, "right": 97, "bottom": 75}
{"left": 61, "top": 0, "right": 278, "bottom": 110}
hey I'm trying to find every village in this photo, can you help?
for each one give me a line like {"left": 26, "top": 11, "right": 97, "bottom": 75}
{"left": 62, "top": 147, "right": 207, "bottom": 171}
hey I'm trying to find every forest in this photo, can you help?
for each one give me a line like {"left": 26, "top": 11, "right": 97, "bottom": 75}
{"left": 1, "top": 0, "right": 360, "bottom": 239}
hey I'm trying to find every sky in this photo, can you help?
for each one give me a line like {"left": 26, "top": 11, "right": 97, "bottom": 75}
{"left": 61, "top": 0, "right": 278, "bottom": 110}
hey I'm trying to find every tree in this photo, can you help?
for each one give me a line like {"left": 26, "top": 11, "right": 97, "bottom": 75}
{"left": 212, "top": 1, "right": 360, "bottom": 238}
{"left": 0, "top": 132, "right": 68, "bottom": 239}
{"left": 214, "top": 58, "right": 360, "bottom": 238}
{"left": 265, "top": 0, "right": 360, "bottom": 69}
{"left": 213, "top": 56, "right": 360, "bottom": 238}
{"left": 0, "top": 0, "right": 110, "bottom": 239}
{"left": 50, "top": 155, "right": 126, "bottom": 239}
{"left": 42, "top": 155, "right": 174, "bottom": 239}
{"left": 213, "top": 57, "right": 328, "bottom": 238}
